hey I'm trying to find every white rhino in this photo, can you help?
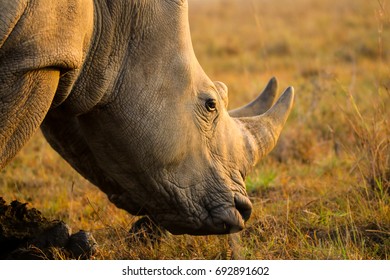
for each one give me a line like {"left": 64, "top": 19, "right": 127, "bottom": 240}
{"left": 0, "top": 0, "right": 294, "bottom": 235}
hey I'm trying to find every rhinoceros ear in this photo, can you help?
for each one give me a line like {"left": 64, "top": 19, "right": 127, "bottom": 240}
{"left": 238, "top": 86, "right": 294, "bottom": 164}
{"left": 229, "top": 77, "right": 278, "bottom": 118}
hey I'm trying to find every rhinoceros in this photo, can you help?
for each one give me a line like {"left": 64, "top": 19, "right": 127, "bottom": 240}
{"left": 0, "top": 0, "right": 294, "bottom": 235}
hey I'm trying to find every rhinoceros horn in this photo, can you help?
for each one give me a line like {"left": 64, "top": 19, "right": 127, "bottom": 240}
{"left": 229, "top": 77, "right": 278, "bottom": 118}
{"left": 235, "top": 86, "right": 294, "bottom": 165}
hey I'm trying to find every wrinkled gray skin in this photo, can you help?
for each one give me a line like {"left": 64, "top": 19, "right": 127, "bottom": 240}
{"left": 0, "top": 0, "right": 294, "bottom": 235}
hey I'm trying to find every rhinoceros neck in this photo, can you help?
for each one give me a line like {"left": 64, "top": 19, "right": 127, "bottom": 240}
{"left": 56, "top": 0, "right": 158, "bottom": 115}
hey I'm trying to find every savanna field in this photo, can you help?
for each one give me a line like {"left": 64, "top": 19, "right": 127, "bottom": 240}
{"left": 1, "top": 0, "right": 389, "bottom": 259}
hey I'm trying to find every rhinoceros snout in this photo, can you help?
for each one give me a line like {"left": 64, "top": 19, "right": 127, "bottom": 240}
{"left": 162, "top": 193, "right": 252, "bottom": 235}
{"left": 197, "top": 193, "right": 253, "bottom": 235}
{"left": 220, "top": 194, "right": 252, "bottom": 234}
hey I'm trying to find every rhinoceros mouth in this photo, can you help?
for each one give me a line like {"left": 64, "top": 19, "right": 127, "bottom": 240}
{"left": 206, "top": 194, "right": 252, "bottom": 235}
{"left": 160, "top": 192, "right": 252, "bottom": 235}
{"left": 164, "top": 207, "right": 245, "bottom": 235}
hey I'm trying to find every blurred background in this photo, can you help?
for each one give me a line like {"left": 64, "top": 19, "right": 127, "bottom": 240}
{"left": 1, "top": 0, "right": 389, "bottom": 259}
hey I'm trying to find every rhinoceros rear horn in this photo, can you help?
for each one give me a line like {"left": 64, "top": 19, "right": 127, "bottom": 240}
{"left": 238, "top": 86, "right": 294, "bottom": 164}
{"left": 229, "top": 77, "right": 278, "bottom": 118}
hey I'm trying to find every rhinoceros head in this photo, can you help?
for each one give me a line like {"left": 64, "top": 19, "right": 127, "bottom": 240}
{"left": 57, "top": 1, "right": 294, "bottom": 235}
{"left": 4, "top": 1, "right": 294, "bottom": 235}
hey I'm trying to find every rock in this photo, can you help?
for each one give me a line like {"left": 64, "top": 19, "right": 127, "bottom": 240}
{"left": 0, "top": 197, "right": 53, "bottom": 258}
{"left": 67, "top": 230, "right": 97, "bottom": 259}
{"left": 0, "top": 197, "right": 97, "bottom": 259}
{"left": 31, "top": 221, "right": 71, "bottom": 249}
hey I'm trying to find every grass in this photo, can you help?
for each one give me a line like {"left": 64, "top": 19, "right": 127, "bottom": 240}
{"left": 1, "top": 0, "right": 389, "bottom": 259}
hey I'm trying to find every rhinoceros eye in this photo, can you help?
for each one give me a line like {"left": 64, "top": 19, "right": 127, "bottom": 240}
{"left": 205, "top": 99, "right": 217, "bottom": 112}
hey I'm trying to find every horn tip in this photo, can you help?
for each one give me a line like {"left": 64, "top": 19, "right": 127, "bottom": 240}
{"left": 266, "top": 86, "right": 295, "bottom": 121}
{"left": 280, "top": 86, "right": 295, "bottom": 106}
{"left": 267, "top": 77, "right": 278, "bottom": 90}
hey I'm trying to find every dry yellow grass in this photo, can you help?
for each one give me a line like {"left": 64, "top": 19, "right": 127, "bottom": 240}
{"left": 1, "top": 0, "right": 389, "bottom": 259}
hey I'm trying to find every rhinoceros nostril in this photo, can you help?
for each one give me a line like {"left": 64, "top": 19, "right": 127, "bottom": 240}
{"left": 221, "top": 208, "right": 245, "bottom": 234}
{"left": 234, "top": 194, "right": 252, "bottom": 222}
{"left": 223, "top": 221, "right": 244, "bottom": 234}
